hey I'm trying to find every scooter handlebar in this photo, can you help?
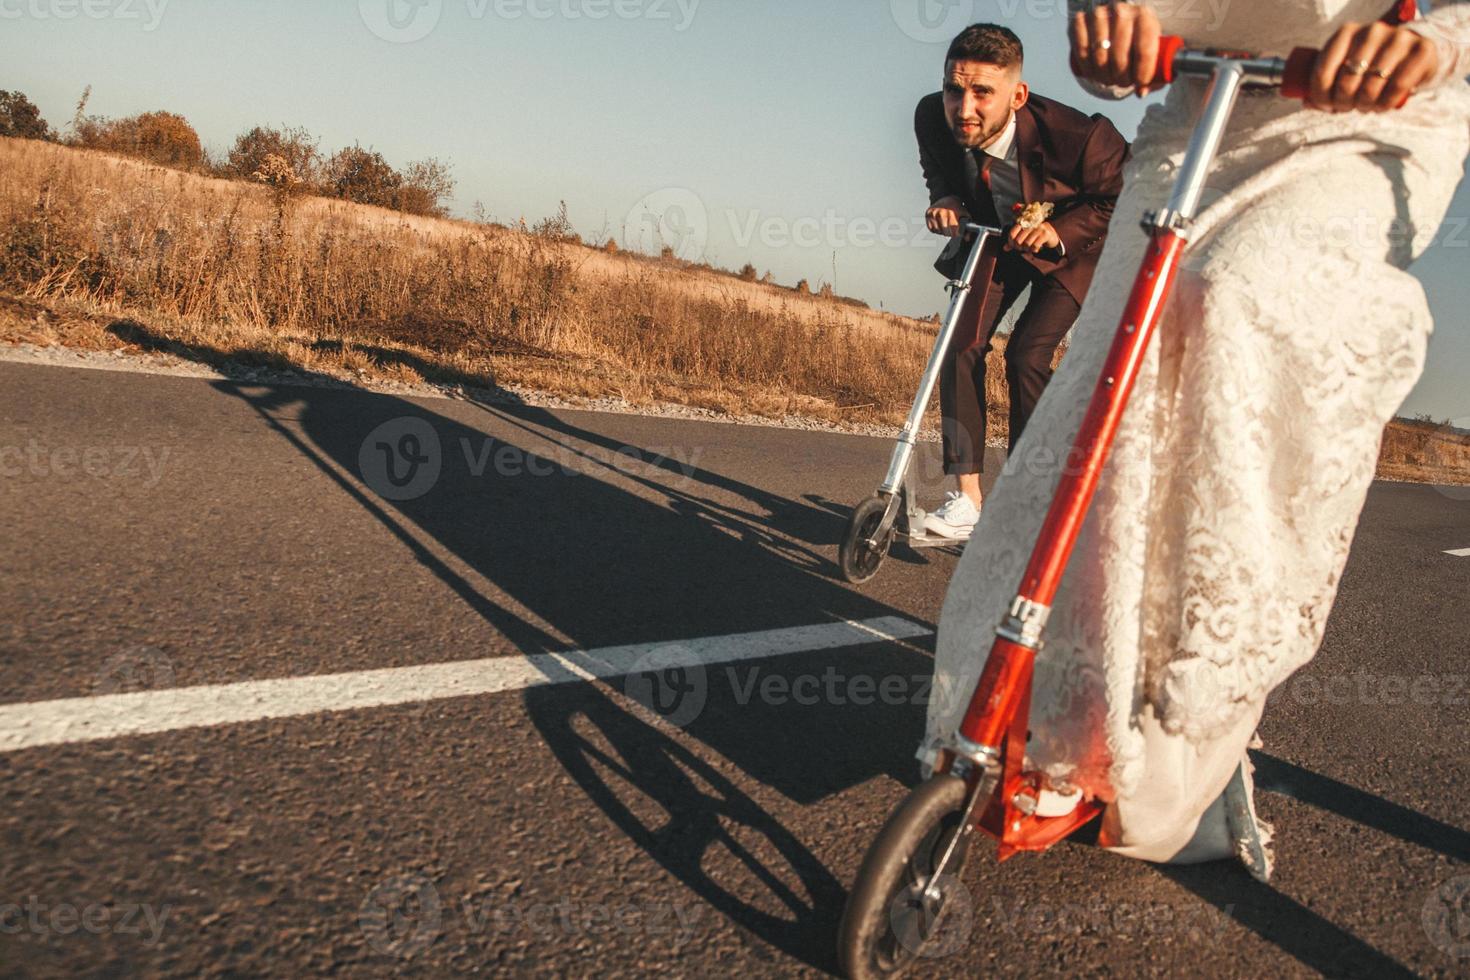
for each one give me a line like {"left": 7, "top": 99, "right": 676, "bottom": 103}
{"left": 1146, "top": 35, "right": 1321, "bottom": 100}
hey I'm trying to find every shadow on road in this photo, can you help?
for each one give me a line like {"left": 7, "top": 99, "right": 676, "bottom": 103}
{"left": 1158, "top": 862, "right": 1420, "bottom": 979}
{"left": 107, "top": 319, "right": 939, "bottom": 969}
{"left": 108, "top": 320, "right": 1461, "bottom": 974}
{"left": 1253, "top": 751, "right": 1470, "bottom": 863}
{"left": 1155, "top": 748, "right": 1470, "bottom": 978}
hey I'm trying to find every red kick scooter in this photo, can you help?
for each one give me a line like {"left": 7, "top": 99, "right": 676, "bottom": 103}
{"left": 837, "top": 37, "right": 1334, "bottom": 979}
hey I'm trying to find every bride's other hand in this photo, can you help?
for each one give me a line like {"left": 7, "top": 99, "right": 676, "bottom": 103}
{"left": 1307, "top": 21, "right": 1441, "bottom": 112}
{"left": 1069, "top": 1, "right": 1164, "bottom": 97}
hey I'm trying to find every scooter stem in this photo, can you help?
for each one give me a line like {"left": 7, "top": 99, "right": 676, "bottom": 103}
{"left": 955, "top": 53, "right": 1265, "bottom": 759}
{"left": 878, "top": 225, "right": 1000, "bottom": 497}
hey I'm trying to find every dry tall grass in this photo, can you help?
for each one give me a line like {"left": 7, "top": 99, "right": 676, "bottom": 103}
{"left": 1379, "top": 418, "right": 1470, "bottom": 485}
{"left": 0, "top": 136, "right": 1012, "bottom": 430}
{"left": 2, "top": 136, "right": 1465, "bottom": 484}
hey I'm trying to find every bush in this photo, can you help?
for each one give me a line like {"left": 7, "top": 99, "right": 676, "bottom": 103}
{"left": 532, "top": 200, "right": 579, "bottom": 242}
{"left": 251, "top": 154, "right": 306, "bottom": 190}
{"left": 738, "top": 263, "right": 757, "bottom": 282}
{"left": 396, "top": 157, "right": 455, "bottom": 218}
{"left": 76, "top": 110, "right": 204, "bottom": 170}
{"left": 227, "top": 125, "right": 320, "bottom": 184}
{"left": 323, "top": 145, "right": 401, "bottom": 209}
{"left": 0, "top": 91, "right": 51, "bottom": 141}
{"left": 794, "top": 278, "right": 811, "bottom": 295}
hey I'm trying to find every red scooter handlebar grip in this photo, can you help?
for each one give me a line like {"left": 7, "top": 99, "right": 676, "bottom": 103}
{"left": 1280, "top": 46, "right": 1320, "bottom": 100}
{"left": 1148, "top": 35, "right": 1188, "bottom": 87}
{"left": 1280, "top": 46, "right": 1412, "bottom": 108}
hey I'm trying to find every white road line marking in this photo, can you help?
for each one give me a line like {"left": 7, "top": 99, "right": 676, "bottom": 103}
{"left": 0, "top": 617, "right": 932, "bottom": 753}
{"left": 1446, "top": 548, "right": 1470, "bottom": 557}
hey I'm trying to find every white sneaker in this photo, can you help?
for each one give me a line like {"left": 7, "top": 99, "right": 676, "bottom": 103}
{"left": 922, "top": 492, "right": 980, "bottom": 540}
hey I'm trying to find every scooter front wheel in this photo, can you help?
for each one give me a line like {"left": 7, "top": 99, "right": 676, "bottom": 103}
{"left": 839, "top": 494, "right": 898, "bottom": 584}
{"left": 837, "top": 774, "right": 977, "bottom": 979}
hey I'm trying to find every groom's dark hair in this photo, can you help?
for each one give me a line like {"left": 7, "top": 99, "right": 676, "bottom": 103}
{"left": 946, "top": 24, "right": 1024, "bottom": 70}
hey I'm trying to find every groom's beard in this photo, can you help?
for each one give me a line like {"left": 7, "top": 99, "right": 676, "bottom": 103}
{"left": 950, "top": 112, "right": 1010, "bottom": 150}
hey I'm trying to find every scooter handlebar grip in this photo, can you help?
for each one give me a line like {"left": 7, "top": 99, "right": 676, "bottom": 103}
{"left": 1280, "top": 45, "right": 1412, "bottom": 108}
{"left": 1280, "top": 46, "right": 1320, "bottom": 100}
{"left": 1148, "top": 35, "right": 1187, "bottom": 86}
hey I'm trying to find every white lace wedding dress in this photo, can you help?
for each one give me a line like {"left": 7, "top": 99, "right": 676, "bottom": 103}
{"left": 923, "top": 0, "right": 1470, "bottom": 867}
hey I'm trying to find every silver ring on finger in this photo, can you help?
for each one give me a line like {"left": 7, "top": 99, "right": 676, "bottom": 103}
{"left": 1099, "top": 38, "right": 1113, "bottom": 51}
{"left": 1339, "top": 59, "right": 1370, "bottom": 75}
{"left": 1367, "top": 65, "right": 1392, "bottom": 79}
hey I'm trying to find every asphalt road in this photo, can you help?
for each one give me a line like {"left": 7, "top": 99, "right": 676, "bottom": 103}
{"left": 1, "top": 360, "right": 1467, "bottom": 978}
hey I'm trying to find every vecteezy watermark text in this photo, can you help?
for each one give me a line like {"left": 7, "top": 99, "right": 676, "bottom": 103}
{"left": 360, "top": 0, "right": 699, "bottom": 44}
{"left": 0, "top": 441, "right": 173, "bottom": 487}
{"left": 0, "top": 0, "right": 168, "bottom": 29}
{"left": 0, "top": 897, "right": 172, "bottom": 946}
{"left": 727, "top": 665, "right": 935, "bottom": 708}
{"left": 988, "top": 896, "right": 1235, "bottom": 940}
{"left": 358, "top": 416, "right": 703, "bottom": 502}
{"left": 359, "top": 874, "right": 704, "bottom": 959}
{"left": 889, "top": 0, "right": 1231, "bottom": 43}
{"left": 1269, "top": 672, "right": 1467, "bottom": 708}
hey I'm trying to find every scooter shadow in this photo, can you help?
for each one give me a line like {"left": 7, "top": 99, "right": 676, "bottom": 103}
{"left": 523, "top": 641, "right": 940, "bottom": 972}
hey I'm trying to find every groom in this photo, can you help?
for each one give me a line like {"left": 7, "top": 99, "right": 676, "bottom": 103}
{"left": 917, "top": 23, "right": 1128, "bottom": 540}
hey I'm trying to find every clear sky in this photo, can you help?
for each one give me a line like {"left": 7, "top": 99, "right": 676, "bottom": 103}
{"left": 2, "top": 0, "right": 1466, "bottom": 421}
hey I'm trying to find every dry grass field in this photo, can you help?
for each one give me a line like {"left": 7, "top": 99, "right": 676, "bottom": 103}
{"left": 0, "top": 137, "right": 1013, "bottom": 430}
{"left": 1, "top": 135, "right": 1465, "bottom": 483}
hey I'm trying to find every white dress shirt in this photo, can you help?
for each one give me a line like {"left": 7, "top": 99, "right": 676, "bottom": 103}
{"left": 976, "top": 111, "right": 1063, "bottom": 255}
{"left": 977, "top": 112, "right": 1022, "bottom": 220}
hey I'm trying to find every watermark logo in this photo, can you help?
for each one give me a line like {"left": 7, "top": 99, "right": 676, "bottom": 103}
{"left": 94, "top": 646, "right": 176, "bottom": 695}
{"left": 360, "top": 0, "right": 443, "bottom": 43}
{"left": 359, "top": 417, "right": 443, "bottom": 501}
{"left": 359, "top": 874, "right": 443, "bottom": 958}
{"left": 624, "top": 188, "right": 708, "bottom": 263}
{"left": 888, "top": 873, "right": 974, "bottom": 960}
{"left": 890, "top": 0, "right": 974, "bottom": 43}
{"left": 624, "top": 646, "right": 707, "bottom": 729}
{"left": 1424, "top": 875, "right": 1470, "bottom": 960}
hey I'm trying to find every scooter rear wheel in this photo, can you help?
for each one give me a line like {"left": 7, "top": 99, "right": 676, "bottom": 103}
{"left": 839, "top": 494, "right": 897, "bottom": 584}
{"left": 837, "top": 774, "right": 975, "bottom": 979}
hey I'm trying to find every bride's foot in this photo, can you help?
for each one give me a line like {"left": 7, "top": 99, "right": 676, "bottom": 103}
{"left": 1035, "top": 783, "right": 1085, "bottom": 818}
{"left": 1224, "top": 754, "right": 1274, "bottom": 883}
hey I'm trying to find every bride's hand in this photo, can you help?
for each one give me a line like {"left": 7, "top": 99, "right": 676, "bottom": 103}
{"left": 1307, "top": 21, "right": 1441, "bottom": 112}
{"left": 1069, "top": 1, "right": 1165, "bottom": 96}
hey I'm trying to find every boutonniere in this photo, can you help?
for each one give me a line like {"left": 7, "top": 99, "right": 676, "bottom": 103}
{"left": 1012, "top": 201, "right": 1055, "bottom": 229}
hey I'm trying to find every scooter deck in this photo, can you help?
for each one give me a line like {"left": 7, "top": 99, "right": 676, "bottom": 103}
{"left": 901, "top": 529, "right": 967, "bottom": 550}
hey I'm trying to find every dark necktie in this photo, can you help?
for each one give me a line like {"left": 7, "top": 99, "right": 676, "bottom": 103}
{"left": 963, "top": 150, "right": 1000, "bottom": 226}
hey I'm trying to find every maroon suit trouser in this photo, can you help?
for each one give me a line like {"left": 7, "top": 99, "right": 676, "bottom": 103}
{"left": 939, "top": 259, "right": 1081, "bottom": 476}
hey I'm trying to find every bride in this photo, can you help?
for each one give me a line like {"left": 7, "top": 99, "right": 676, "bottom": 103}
{"left": 922, "top": 0, "right": 1470, "bottom": 879}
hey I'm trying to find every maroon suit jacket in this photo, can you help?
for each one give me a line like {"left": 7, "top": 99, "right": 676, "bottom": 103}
{"left": 916, "top": 91, "right": 1129, "bottom": 303}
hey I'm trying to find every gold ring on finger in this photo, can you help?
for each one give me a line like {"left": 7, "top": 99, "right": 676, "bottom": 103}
{"left": 1368, "top": 66, "right": 1392, "bottom": 79}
